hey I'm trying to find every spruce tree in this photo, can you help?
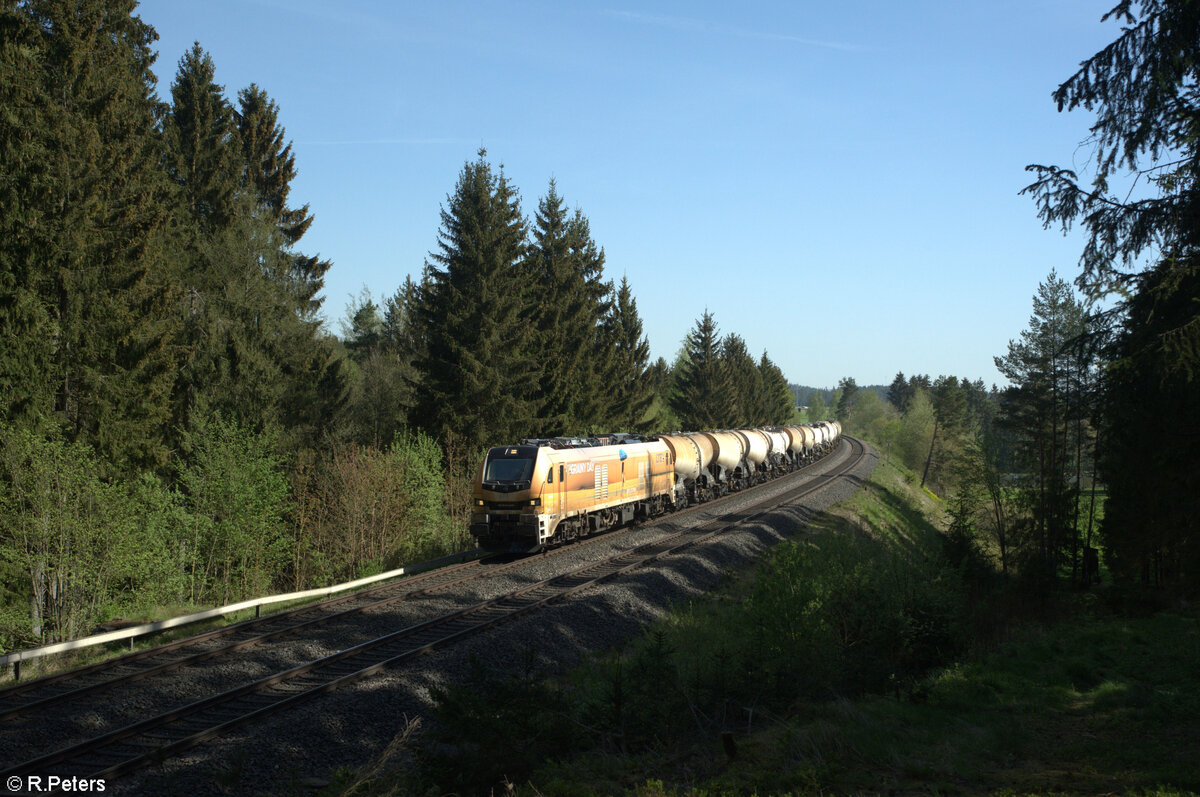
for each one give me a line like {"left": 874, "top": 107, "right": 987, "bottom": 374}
{"left": 836, "top": 377, "right": 859, "bottom": 422}
{"left": 163, "top": 48, "right": 341, "bottom": 443}
{"left": 597, "top": 277, "right": 655, "bottom": 431}
{"left": 338, "top": 291, "right": 408, "bottom": 446}
{"left": 1, "top": 0, "right": 179, "bottom": 472}
{"left": 0, "top": 3, "right": 57, "bottom": 429}
{"left": 411, "top": 150, "right": 536, "bottom": 449}
{"left": 721, "top": 334, "right": 765, "bottom": 426}
{"left": 670, "top": 311, "right": 736, "bottom": 430}
{"left": 236, "top": 83, "right": 330, "bottom": 318}
{"left": 759, "top": 352, "right": 794, "bottom": 424}
{"left": 1098, "top": 259, "right": 1200, "bottom": 589}
{"left": 887, "top": 371, "right": 911, "bottom": 410}
{"left": 164, "top": 43, "right": 241, "bottom": 235}
{"left": 1026, "top": 1, "right": 1200, "bottom": 374}
{"left": 525, "top": 181, "right": 609, "bottom": 435}
{"left": 994, "top": 272, "right": 1091, "bottom": 582}
{"left": 236, "top": 84, "right": 312, "bottom": 243}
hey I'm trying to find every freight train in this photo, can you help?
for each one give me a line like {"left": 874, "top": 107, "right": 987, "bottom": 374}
{"left": 470, "top": 421, "right": 842, "bottom": 552}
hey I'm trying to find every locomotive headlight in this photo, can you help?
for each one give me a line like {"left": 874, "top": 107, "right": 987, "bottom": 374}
{"left": 529, "top": 498, "right": 541, "bottom": 506}
{"left": 475, "top": 499, "right": 485, "bottom": 507}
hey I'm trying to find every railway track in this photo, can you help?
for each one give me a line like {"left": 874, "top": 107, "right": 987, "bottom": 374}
{"left": 0, "top": 437, "right": 866, "bottom": 783}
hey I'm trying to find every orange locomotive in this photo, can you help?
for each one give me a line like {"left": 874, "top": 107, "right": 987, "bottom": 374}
{"left": 470, "top": 439, "right": 676, "bottom": 552}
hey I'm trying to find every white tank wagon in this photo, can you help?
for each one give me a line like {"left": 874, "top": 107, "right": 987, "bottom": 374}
{"left": 797, "top": 425, "right": 818, "bottom": 460}
{"left": 735, "top": 429, "right": 770, "bottom": 482}
{"left": 764, "top": 429, "right": 791, "bottom": 471}
{"left": 701, "top": 430, "right": 747, "bottom": 489}
{"left": 659, "top": 433, "right": 717, "bottom": 504}
{"left": 809, "top": 421, "right": 839, "bottom": 452}
{"left": 809, "top": 423, "right": 826, "bottom": 450}
{"left": 781, "top": 425, "right": 812, "bottom": 463}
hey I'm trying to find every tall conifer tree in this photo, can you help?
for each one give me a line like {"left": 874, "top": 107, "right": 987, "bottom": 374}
{"left": 0, "top": 3, "right": 57, "bottom": 429}
{"left": 670, "top": 311, "right": 736, "bottom": 430}
{"left": 722, "top": 334, "right": 765, "bottom": 426}
{"left": 597, "top": 277, "right": 655, "bottom": 431}
{"left": 759, "top": 352, "right": 794, "bottom": 424}
{"left": 1, "top": 0, "right": 178, "bottom": 472}
{"left": 164, "top": 43, "right": 240, "bottom": 235}
{"left": 1026, "top": 1, "right": 1200, "bottom": 592}
{"left": 525, "top": 181, "right": 609, "bottom": 435}
{"left": 236, "top": 83, "right": 330, "bottom": 318}
{"left": 994, "top": 272, "right": 1091, "bottom": 582}
{"left": 411, "top": 150, "right": 536, "bottom": 449}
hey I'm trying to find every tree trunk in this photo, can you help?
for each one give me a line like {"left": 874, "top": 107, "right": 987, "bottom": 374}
{"left": 920, "top": 418, "right": 939, "bottom": 488}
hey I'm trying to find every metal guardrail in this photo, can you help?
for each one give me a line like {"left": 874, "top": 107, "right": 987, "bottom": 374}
{"left": 0, "top": 548, "right": 481, "bottom": 680}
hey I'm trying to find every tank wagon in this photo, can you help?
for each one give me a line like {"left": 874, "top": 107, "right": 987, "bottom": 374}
{"left": 471, "top": 419, "right": 844, "bottom": 552}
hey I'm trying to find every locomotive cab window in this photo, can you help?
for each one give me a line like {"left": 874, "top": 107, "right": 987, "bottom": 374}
{"left": 482, "top": 446, "right": 537, "bottom": 483}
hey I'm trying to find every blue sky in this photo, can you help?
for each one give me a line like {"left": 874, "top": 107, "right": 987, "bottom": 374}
{"left": 137, "top": 1, "right": 1119, "bottom": 388}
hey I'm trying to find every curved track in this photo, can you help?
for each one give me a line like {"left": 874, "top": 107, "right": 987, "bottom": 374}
{"left": 0, "top": 437, "right": 866, "bottom": 782}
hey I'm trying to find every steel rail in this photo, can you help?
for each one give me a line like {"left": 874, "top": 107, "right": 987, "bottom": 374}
{"left": 0, "top": 556, "right": 536, "bottom": 723}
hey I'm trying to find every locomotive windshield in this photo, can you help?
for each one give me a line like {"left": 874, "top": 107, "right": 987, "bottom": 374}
{"left": 483, "top": 446, "right": 537, "bottom": 483}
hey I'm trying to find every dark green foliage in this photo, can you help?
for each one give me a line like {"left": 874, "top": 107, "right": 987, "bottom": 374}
{"left": 722, "top": 333, "right": 765, "bottom": 426}
{"left": 887, "top": 371, "right": 911, "bottom": 410}
{"left": 236, "top": 83, "right": 330, "bottom": 319}
{"left": 411, "top": 150, "right": 538, "bottom": 450}
{"left": 1025, "top": 2, "right": 1200, "bottom": 362}
{"left": 1, "top": 0, "right": 179, "bottom": 474}
{"left": 1098, "top": 260, "right": 1200, "bottom": 591}
{"left": 835, "top": 376, "right": 859, "bottom": 421}
{"left": 743, "top": 534, "right": 964, "bottom": 699}
{"left": 165, "top": 43, "right": 241, "bottom": 234}
{"left": 338, "top": 290, "right": 412, "bottom": 447}
{"left": 758, "top": 351, "right": 794, "bottom": 424}
{"left": 581, "top": 632, "right": 683, "bottom": 752}
{"left": 236, "top": 84, "right": 312, "bottom": 244}
{"left": 1024, "top": 1, "right": 1200, "bottom": 595}
{"left": 164, "top": 51, "right": 341, "bottom": 445}
{"left": 525, "top": 181, "right": 611, "bottom": 435}
{"left": 342, "top": 291, "right": 384, "bottom": 361}
{"left": 417, "top": 649, "right": 582, "bottom": 795}
{"left": 598, "top": 276, "right": 657, "bottom": 431}
{"left": 670, "top": 311, "right": 736, "bottom": 430}
{"left": 0, "top": 4, "right": 55, "bottom": 431}
{"left": 993, "top": 272, "right": 1096, "bottom": 584}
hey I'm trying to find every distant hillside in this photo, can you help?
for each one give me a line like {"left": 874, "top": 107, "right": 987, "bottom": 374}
{"left": 790, "top": 384, "right": 890, "bottom": 407}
